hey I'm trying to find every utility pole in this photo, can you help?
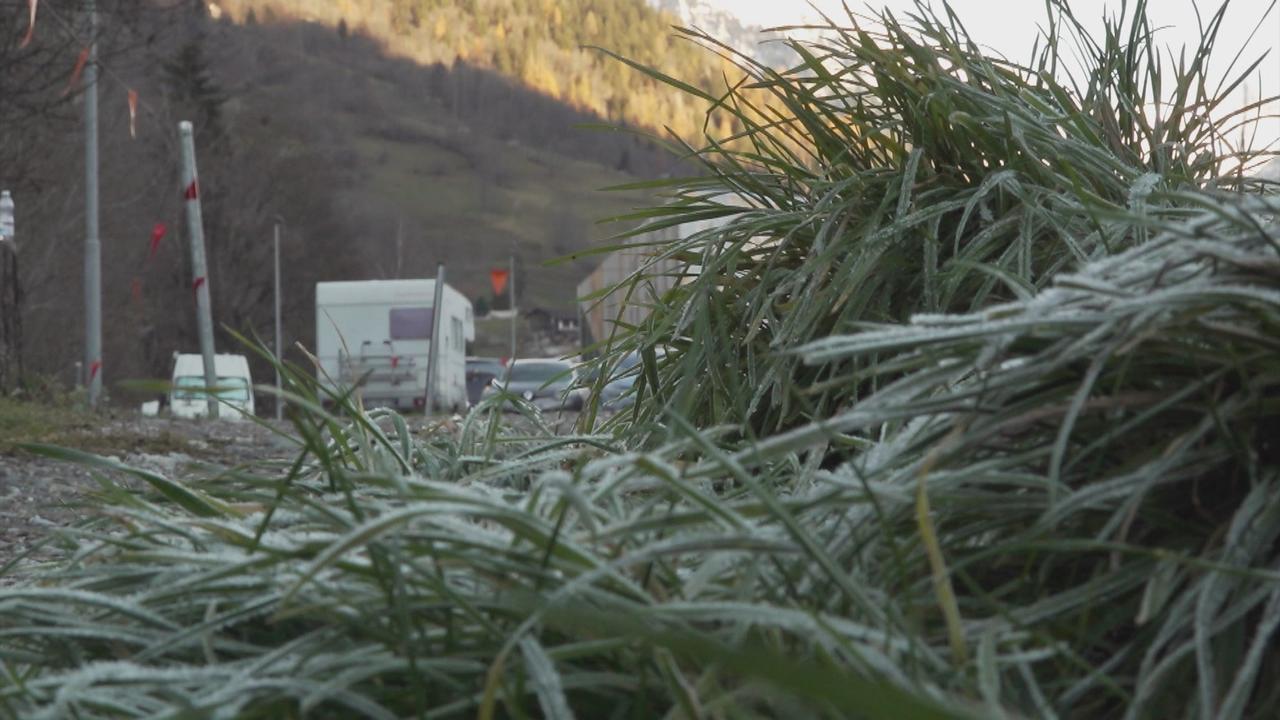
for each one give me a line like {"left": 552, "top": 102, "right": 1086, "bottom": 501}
{"left": 424, "top": 263, "right": 446, "bottom": 413}
{"left": 394, "top": 216, "right": 403, "bottom": 279}
{"left": 84, "top": 0, "right": 102, "bottom": 409}
{"left": 273, "top": 218, "right": 283, "bottom": 421}
{"left": 178, "top": 121, "right": 219, "bottom": 420}
{"left": 508, "top": 253, "right": 516, "bottom": 361}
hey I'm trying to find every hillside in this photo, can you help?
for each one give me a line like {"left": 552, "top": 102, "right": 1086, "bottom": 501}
{"left": 212, "top": 17, "right": 678, "bottom": 308}
{"left": 4, "top": 0, "right": 707, "bottom": 399}
{"left": 212, "top": 0, "right": 741, "bottom": 141}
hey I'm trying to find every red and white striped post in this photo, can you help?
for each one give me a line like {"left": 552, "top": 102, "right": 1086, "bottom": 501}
{"left": 178, "top": 121, "right": 219, "bottom": 420}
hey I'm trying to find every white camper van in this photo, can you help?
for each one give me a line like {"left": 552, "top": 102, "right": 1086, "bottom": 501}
{"left": 315, "top": 279, "right": 475, "bottom": 412}
{"left": 169, "top": 353, "right": 256, "bottom": 420}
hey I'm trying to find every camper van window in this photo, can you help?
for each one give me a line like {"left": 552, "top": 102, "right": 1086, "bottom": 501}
{"left": 390, "top": 307, "right": 433, "bottom": 340}
{"left": 173, "top": 376, "right": 251, "bottom": 402}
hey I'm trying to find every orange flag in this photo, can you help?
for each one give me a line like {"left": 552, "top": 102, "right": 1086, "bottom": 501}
{"left": 19, "top": 0, "right": 38, "bottom": 49}
{"left": 148, "top": 222, "right": 167, "bottom": 261}
{"left": 490, "top": 269, "right": 509, "bottom": 295}
{"left": 128, "top": 89, "right": 139, "bottom": 138}
{"left": 64, "top": 46, "right": 89, "bottom": 96}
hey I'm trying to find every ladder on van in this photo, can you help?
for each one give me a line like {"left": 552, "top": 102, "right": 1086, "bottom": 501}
{"left": 339, "top": 340, "right": 418, "bottom": 388}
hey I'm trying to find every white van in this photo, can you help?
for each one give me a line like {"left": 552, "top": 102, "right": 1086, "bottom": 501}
{"left": 168, "top": 353, "right": 256, "bottom": 420}
{"left": 315, "top": 279, "right": 475, "bottom": 412}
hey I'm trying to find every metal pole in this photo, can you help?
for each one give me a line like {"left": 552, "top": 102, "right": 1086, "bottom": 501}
{"left": 424, "top": 263, "right": 446, "bottom": 413}
{"left": 178, "top": 121, "right": 219, "bottom": 420}
{"left": 394, "top": 216, "right": 403, "bottom": 279}
{"left": 84, "top": 0, "right": 102, "bottom": 409}
{"left": 509, "top": 254, "right": 516, "bottom": 361}
{"left": 273, "top": 220, "right": 282, "bottom": 421}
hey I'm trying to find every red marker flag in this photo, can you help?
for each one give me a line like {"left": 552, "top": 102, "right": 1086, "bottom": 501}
{"left": 127, "top": 89, "right": 139, "bottom": 139}
{"left": 192, "top": 276, "right": 206, "bottom": 296}
{"left": 148, "top": 222, "right": 167, "bottom": 261}
{"left": 63, "top": 46, "right": 89, "bottom": 96}
{"left": 183, "top": 180, "right": 199, "bottom": 200}
{"left": 19, "top": 0, "right": 38, "bottom": 48}
{"left": 490, "top": 269, "right": 509, "bottom": 296}
{"left": 89, "top": 359, "right": 102, "bottom": 382}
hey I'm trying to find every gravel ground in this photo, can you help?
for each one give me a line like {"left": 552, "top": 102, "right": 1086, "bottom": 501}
{"left": 0, "top": 417, "right": 294, "bottom": 572}
{"left": 0, "top": 410, "right": 586, "bottom": 574}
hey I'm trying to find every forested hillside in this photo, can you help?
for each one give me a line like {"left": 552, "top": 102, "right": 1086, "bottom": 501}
{"left": 0, "top": 0, "right": 711, "bottom": 400}
{"left": 216, "top": 0, "right": 742, "bottom": 140}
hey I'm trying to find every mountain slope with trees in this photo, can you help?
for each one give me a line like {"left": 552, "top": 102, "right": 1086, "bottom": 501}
{"left": 0, "top": 0, "right": 701, "bottom": 400}
{"left": 215, "top": 0, "right": 742, "bottom": 141}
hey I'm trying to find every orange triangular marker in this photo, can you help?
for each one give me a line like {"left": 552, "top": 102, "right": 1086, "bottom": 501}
{"left": 127, "top": 89, "right": 139, "bottom": 139}
{"left": 490, "top": 269, "right": 509, "bottom": 295}
{"left": 19, "top": 0, "right": 38, "bottom": 49}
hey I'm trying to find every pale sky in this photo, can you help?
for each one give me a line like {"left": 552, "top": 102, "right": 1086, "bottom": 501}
{"left": 708, "top": 0, "right": 1280, "bottom": 148}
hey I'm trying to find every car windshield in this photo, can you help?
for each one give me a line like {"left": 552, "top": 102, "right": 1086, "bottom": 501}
{"left": 506, "top": 361, "right": 570, "bottom": 383}
{"left": 174, "top": 375, "right": 251, "bottom": 402}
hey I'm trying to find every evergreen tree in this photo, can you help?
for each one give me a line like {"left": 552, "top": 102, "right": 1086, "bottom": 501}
{"left": 162, "top": 40, "right": 226, "bottom": 139}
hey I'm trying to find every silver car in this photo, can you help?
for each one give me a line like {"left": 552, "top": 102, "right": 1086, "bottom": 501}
{"left": 482, "top": 358, "right": 585, "bottom": 412}
{"left": 596, "top": 349, "right": 666, "bottom": 411}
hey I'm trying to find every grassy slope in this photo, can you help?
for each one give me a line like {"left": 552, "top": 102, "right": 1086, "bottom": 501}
{"left": 0, "top": 399, "right": 93, "bottom": 454}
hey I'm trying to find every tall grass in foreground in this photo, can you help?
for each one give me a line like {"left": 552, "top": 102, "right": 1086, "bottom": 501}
{"left": 0, "top": 195, "right": 1277, "bottom": 717}
{"left": 1, "top": 1, "right": 1279, "bottom": 718}
{"left": 0, "top": 350, "right": 975, "bottom": 719}
{"left": 589, "top": 0, "right": 1277, "bottom": 436}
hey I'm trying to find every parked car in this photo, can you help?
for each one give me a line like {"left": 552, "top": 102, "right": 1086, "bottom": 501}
{"left": 596, "top": 349, "right": 666, "bottom": 411}
{"left": 168, "top": 353, "right": 255, "bottom": 420}
{"left": 597, "top": 351, "right": 643, "bottom": 411}
{"left": 482, "top": 358, "right": 585, "bottom": 412}
{"left": 465, "top": 356, "right": 506, "bottom": 407}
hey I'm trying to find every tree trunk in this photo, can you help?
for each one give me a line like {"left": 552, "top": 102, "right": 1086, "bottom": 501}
{"left": 0, "top": 246, "right": 23, "bottom": 393}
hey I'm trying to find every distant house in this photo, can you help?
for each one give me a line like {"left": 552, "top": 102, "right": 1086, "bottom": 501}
{"left": 577, "top": 205, "right": 740, "bottom": 346}
{"left": 524, "top": 307, "right": 554, "bottom": 333}
{"left": 578, "top": 229, "right": 678, "bottom": 347}
{"left": 554, "top": 314, "right": 579, "bottom": 334}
